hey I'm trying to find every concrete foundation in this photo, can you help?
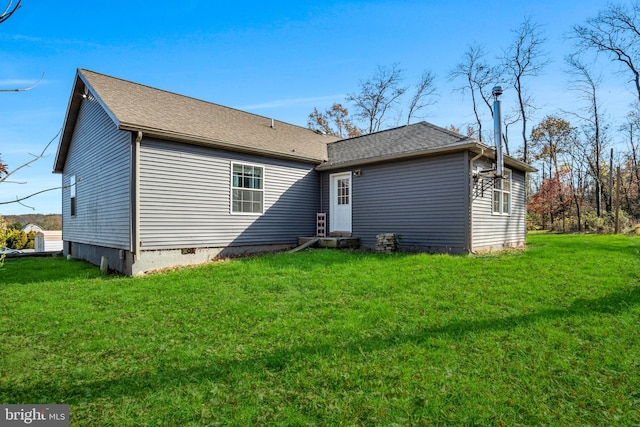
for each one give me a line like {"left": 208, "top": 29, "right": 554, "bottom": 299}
{"left": 64, "top": 241, "right": 295, "bottom": 276}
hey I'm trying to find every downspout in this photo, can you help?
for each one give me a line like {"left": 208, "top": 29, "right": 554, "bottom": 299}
{"left": 133, "top": 131, "right": 143, "bottom": 257}
{"left": 469, "top": 147, "right": 485, "bottom": 254}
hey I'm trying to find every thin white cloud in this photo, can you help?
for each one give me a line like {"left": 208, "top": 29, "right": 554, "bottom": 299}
{"left": 0, "top": 33, "right": 103, "bottom": 48}
{"left": 0, "top": 78, "right": 45, "bottom": 87}
{"left": 238, "top": 94, "right": 345, "bottom": 110}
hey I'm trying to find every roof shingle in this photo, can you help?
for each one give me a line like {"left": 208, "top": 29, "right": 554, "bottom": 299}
{"left": 54, "top": 69, "right": 339, "bottom": 172}
{"left": 320, "top": 122, "right": 476, "bottom": 169}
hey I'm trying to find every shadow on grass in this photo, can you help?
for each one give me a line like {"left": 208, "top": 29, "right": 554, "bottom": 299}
{"left": 3, "top": 285, "right": 639, "bottom": 404}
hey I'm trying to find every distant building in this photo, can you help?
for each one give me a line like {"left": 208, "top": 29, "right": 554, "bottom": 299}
{"left": 21, "top": 224, "right": 43, "bottom": 233}
{"left": 22, "top": 224, "right": 63, "bottom": 253}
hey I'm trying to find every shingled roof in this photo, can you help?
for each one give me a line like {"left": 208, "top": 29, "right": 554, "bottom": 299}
{"left": 318, "top": 122, "right": 476, "bottom": 169}
{"left": 317, "top": 121, "right": 536, "bottom": 172}
{"left": 54, "top": 69, "right": 339, "bottom": 173}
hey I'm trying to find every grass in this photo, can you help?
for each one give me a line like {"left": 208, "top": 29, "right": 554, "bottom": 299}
{"left": 1, "top": 233, "right": 639, "bottom": 426}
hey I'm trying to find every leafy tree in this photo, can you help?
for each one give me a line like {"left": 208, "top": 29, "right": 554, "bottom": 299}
{"left": 4, "top": 228, "right": 27, "bottom": 250}
{"left": 530, "top": 116, "right": 576, "bottom": 176}
{"left": 530, "top": 116, "right": 578, "bottom": 230}
{"left": 529, "top": 168, "right": 573, "bottom": 230}
{"left": 307, "top": 103, "right": 361, "bottom": 138}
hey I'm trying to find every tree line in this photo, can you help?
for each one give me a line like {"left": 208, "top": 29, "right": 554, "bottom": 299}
{"left": 308, "top": 2, "right": 640, "bottom": 232}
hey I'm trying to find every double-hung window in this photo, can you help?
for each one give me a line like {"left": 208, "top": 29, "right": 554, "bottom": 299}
{"left": 492, "top": 169, "right": 511, "bottom": 215}
{"left": 231, "top": 163, "right": 264, "bottom": 214}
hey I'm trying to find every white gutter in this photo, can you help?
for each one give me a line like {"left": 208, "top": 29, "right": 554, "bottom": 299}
{"left": 468, "top": 148, "right": 485, "bottom": 254}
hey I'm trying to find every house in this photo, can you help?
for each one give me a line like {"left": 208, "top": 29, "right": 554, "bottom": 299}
{"left": 21, "top": 224, "right": 43, "bottom": 234}
{"left": 54, "top": 69, "right": 535, "bottom": 275}
{"left": 21, "top": 224, "right": 63, "bottom": 252}
{"left": 317, "top": 123, "right": 535, "bottom": 253}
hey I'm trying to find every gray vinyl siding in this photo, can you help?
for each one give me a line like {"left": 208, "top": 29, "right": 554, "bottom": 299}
{"left": 471, "top": 158, "right": 527, "bottom": 250}
{"left": 139, "top": 138, "right": 319, "bottom": 249}
{"left": 61, "top": 97, "right": 131, "bottom": 249}
{"left": 324, "top": 153, "right": 470, "bottom": 252}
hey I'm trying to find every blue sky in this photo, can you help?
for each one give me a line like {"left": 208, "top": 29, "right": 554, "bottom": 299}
{"left": 0, "top": 0, "right": 636, "bottom": 215}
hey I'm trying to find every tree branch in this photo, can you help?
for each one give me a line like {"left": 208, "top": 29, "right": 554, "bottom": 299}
{"left": 0, "top": 130, "right": 60, "bottom": 185}
{"left": 0, "top": 0, "right": 21, "bottom": 24}
{"left": 0, "top": 183, "right": 74, "bottom": 208}
{"left": 0, "top": 72, "right": 45, "bottom": 92}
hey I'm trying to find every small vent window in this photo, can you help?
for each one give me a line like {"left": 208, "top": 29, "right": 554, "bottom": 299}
{"left": 70, "top": 175, "right": 77, "bottom": 217}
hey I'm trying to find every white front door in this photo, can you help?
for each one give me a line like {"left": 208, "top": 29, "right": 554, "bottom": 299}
{"left": 330, "top": 172, "right": 352, "bottom": 234}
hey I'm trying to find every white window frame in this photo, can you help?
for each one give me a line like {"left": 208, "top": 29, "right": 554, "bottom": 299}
{"left": 230, "top": 162, "right": 264, "bottom": 215}
{"left": 492, "top": 168, "right": 511, "bottom": 215}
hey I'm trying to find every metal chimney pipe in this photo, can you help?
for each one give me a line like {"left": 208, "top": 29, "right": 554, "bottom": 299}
{"left": 492, "top": 86, "right": 504, "bottom": 178}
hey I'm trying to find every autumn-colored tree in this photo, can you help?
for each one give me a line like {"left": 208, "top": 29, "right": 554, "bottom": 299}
{"left": 530, "top": 117, "right": 579, "bottom": 230}
{"left": 307, "top": 103, "right": 361, "bottom": 138}
{"left": 530, "top": 116, "right": 576, "bottom": 176}
{"left": 0, "top": 154, "right": 6, "bottom": 176}
{"left": 528, "top": 168, "right": 574, "bottom": 231}
{"left": 447, "top": 124, "right": 461, "bottom": 134}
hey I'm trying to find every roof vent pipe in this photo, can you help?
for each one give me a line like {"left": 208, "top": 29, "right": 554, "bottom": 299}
{"left": 271, "top": 118, "right": 275, "bottom": 129}
{"left": 492, "top": 86, "right": 504, "bottom": 178}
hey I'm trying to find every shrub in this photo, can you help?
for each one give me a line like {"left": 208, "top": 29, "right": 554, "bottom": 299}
{"left": 4, "top": 229, "right": 28, "bottom": 250}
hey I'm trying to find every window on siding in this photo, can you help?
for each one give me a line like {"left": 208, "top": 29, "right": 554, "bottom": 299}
{"left": 337, "top": 178, "right": 349, "bottom": 205}
{"left": 231, "top": 163, "right": 264, "bottom": 214}
{"left": 492, "top": 169, "right": 511, "bottom": 215}
{"left": 70, "top": 175, "right": 77, "bottom": 217}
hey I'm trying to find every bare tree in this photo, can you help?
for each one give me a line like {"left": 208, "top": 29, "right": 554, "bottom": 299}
{"left": 574, "top": 2, "right": 640, "bottom": 103}
{"left": 618, "top": 113, "right": 640, "bottom": 217}
{"left": 406, "top": 69, "right": 437, "bottom": 125}
{"left": 346, "top": 63, "right": 407, "bottom": 134}
{"left": 565, "top": 54, "right": 607, "bottom": 216}
{"left": 502, "top": 17, "right": 549, "bottom": 163}
{"left": 502, "top": 109, "right": 521, "bottom": 156}
{"left": 450, "top": 44, "right": 501, "bottom": 142}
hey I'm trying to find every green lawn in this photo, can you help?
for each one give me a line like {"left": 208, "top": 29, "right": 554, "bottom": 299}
{"left": 1, "top": 233, "right": 639, "bottom": 426}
